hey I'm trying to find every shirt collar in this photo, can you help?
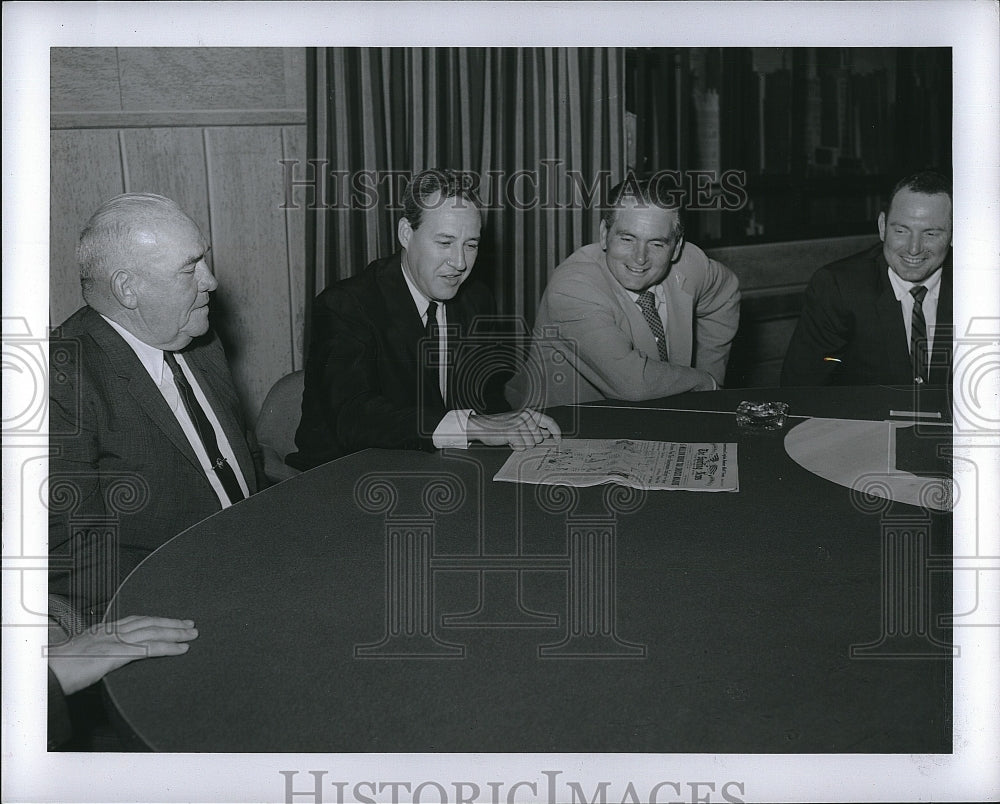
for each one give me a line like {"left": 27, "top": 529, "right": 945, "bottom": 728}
{"left": 886, "top": 265, "right": 943, "bottom": 302}
{"left": 624, "top": 283, "right": 666, "bottom": 306}
{"left": 399, "top": 256, "right": 436, "bottom": 318}
{"left": 100, "top": 314, "right": 166, "bottom": 384}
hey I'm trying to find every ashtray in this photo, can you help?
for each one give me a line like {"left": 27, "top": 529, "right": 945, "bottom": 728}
{"left": 736, "top": 400, "right": 790, "bottom": 430}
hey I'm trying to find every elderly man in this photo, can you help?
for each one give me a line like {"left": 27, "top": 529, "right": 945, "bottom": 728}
{"left": 781, "top": 170, "right": 953, "bottom": 386}
{"left": 49, "top": 193, "right": 261, "bottom": 621}
{"left": 506, "top": 177, "right": 741, "bottom": 408}
{"left": 288, "top": 169, "right": 559, "bottom": 470}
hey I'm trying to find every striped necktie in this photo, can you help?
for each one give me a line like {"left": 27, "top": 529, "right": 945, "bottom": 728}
{"left": 910, "top": 285, "right": 929, "bottom": 384}
{"left": 637, "top": 290, "right": 669, "bottom": 361}
{"left": 163, "top": 351, "right": 245, "bottom": 504}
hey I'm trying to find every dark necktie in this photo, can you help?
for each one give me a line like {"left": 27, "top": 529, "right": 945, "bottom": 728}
{"left": 163, "top": 351, "right": 245, "bottom": 505}
{"left": 424, "top": 301, "right": 445, "bottom": 405}
{"left": 637, "top": 290, "right": 669, "bottom": 361}
{"left": 910, "top": 285, "right": 929, "bottom": 384}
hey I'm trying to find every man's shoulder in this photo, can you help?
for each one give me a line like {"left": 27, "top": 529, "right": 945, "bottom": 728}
{"left": 315, "top": 253, "right": 397, "bottom": 305}
{"left": 51, "top": 305, "right": 102, "bottom": 339}
{"left": 552, "top": 243, "right": 605, "bottom": 276}
{"left": 671, "top": 240, "right": 731, "bottom": 281}
{"left": 806, "top": 244, "right": 885, "bottom": 297}
{"left": 546, "top": 243, "right": 611, "bottom": 293}
{"left": 820, "top": 244, "right": 884, "bottom": 277}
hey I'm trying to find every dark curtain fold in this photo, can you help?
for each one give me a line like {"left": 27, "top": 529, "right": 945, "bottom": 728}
{"left": 306, "top": 47, "right": 625, "bottom": 333}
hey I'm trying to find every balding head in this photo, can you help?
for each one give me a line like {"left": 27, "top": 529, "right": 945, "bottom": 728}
{"left": 78, "top": 193, "right": 194, "bottom": 305}
{"left": 77, "top": 193, "right": 217, "bottom": 350}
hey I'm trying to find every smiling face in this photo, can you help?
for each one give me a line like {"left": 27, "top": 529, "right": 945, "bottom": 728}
{"left": 878, "top": 188, "right": 953, "bottom": 283}
{"left": 398, "top": 192, "right": 482, "bottom": 302}
{"left": 127, "top": 215, "right": 217, "bottom": 350}
{"left": 600, "top": 199, "right": 684, "bottom": 293}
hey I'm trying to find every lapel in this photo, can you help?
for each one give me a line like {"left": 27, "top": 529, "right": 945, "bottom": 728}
{"left": 661, "top": 267, "right": 694, "bottom": 365}
{"left": 872, "top": 255, "right": 913, "bottom": 377}
{"left": 931, "top": 258, "right": 953, "bottom": 384}
{"left": 181, "top": 340, "right": 257, "bottom": 493}
{"left": 375, "top": 253, "right": 434, "bottom": 395}
{"left": 83, "top": 309, "right": 204, "bottom": 477}
{"left": 611, "top": 275, "right": 660, "bottom": 360}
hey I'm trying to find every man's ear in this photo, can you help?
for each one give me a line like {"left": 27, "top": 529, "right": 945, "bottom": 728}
{"left": 398, "top": 216, "right": 413, "bottom": 250}
{"left": 877, "top": 211, "right": 887, "bottom": 242}
{"left": 670, "top": 234, "right": 686, "bottom": 262}
{"left": 110, "top": 270, "right": 138, "bottom": 309}
{"left": 599, "top": 219, "right": 609, "bottom": 250}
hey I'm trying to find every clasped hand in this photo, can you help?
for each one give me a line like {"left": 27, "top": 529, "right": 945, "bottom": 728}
{"left": 467, "top": 408, "right": 561, "bottom": 450}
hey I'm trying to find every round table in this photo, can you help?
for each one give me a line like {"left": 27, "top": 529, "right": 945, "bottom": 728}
{"left": 103, "top": 386, "right": 953, "bottom": 752}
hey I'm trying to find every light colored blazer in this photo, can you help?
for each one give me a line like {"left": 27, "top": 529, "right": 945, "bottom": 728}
{"left": 507, "top": 241, "right": 740, "bottom": 407}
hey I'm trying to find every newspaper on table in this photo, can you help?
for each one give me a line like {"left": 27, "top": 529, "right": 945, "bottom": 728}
{"left": 493, "top": 438, "right": 739, "bottom": 491}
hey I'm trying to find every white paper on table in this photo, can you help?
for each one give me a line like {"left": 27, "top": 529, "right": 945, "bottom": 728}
{"left": 493, "top": 438, "right": 739, "bottom": 491}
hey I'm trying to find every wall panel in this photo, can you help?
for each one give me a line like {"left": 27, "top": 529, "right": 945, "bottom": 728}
{"left": 117, "top": 48, "right": 293, "bottom": 112}
{"left": 50, "top": 48, "right": 121, "bottom": 113}
{"left": 121, "top": 128, "right": 212, "bottom": 240}
{"left": 49, "top": 129, "right": 125, "bottom": 327}
{"left": 205, "top": 126, "right": 295, "bottom": 416}
{"left": 281, "top": 125, "right": 308, "bottom": 370}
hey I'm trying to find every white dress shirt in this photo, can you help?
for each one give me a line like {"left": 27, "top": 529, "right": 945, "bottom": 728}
{"left": 399, "top": 267, "right": 472, "bottom": 449}
{"left": 886, "top": 266, "right": 943, "bottom": 365}
{"left": 102, "top": 316, "right": 250, "bottom": 507}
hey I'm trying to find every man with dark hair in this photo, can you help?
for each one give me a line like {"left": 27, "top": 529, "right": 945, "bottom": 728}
{"left": 506, "top": 176, "right": 741, "bottom": 407}
{"left": 288, "top": 169, "right": 559, "bottom": 469}
{"left": 50, "top": 192, "right": 262, "bottom": 621}
{"left": 781, "top": 169, "right": 953, "bottom": 386}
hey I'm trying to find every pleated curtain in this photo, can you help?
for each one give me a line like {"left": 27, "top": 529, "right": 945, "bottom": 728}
{"left": 305, "top": 47, "right": 625, "bottom": 338}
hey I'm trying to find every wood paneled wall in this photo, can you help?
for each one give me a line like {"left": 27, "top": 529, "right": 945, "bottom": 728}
{"left": 50, "top": 48, "right": 308, "bottom": 418}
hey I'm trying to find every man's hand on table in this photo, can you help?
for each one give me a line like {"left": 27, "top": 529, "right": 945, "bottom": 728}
{"left": 467, "top": 408, "right": 562, "bottom": 451}
{"left": 48, "top": 615, "right": 199, "bottom": 695}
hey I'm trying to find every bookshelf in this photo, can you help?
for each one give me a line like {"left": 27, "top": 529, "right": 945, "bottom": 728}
{"left": 626, "top": 47, "right": 952, "bottom": 247}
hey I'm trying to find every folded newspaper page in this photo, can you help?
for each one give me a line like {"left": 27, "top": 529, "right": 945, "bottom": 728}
{"left": 494, "top": 438, "right": 739, "bottom": 491}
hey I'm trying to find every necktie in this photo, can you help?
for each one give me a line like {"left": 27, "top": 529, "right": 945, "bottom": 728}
{"left": 163, "top": 351, "right": 245, "bottom": 504}
{"left": 910, "top": 285, "right": 928, "bottom": 384}
{"left": 424, "top": 302, "right": 445, "bottom": 405}
{"left": 637, "top": 291, "right": 669, "bottom": 361}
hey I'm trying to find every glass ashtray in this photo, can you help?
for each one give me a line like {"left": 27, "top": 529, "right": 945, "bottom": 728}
{"left": 736, "top": 400, "right": 790, "bottom": 431}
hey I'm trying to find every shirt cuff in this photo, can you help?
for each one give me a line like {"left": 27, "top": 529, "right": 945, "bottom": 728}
{"left": 432, "top": 409, "right": 472, "bottom": 449}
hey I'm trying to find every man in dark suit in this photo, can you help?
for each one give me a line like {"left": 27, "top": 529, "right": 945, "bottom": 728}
{"left": 781, "top": 170, "right": 953, "bottom": 386}
{"left": 288, "top": 169, "right": 559, "bottom": 470}
{"left": 49, "top": 193, "right": 262, "bottom": 621}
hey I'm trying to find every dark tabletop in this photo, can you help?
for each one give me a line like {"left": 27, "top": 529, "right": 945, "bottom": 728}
{"left": 104, "top": 386, "right": 952, "bottom": 752}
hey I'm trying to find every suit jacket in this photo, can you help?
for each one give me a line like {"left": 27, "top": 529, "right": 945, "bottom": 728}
{"left": 506, "top": 241, "right": 741, "bottom": 407}
{"left": 780, "top": 244, "right": 954, "bottom": 386}
{"left": 287, "top": 252, "right": 508, "bottom": 470}
{"left": 49, "top": 306, "right": 261, "bottom": 617}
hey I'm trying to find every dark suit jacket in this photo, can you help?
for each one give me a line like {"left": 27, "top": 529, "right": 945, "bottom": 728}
{"left": 287, "top": 252, "right": 508, "bottom": 470}
{"left": 781, "top": 244, "right": 953, "bottom": 386}
{"left": 49, "top": 306, "right": 261, "bottom": 617}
